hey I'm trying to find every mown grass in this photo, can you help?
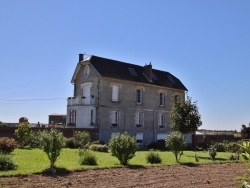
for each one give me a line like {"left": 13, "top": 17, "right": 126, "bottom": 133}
{"left": 0, "top": 148, "right": 241, "bottom": 176}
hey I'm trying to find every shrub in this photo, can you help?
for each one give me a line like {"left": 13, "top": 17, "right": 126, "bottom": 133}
{"left": 89, "top": 144, "right": 109, "bottom": 152}
{"left": 166, "top": 131, "right": 186, "bottom": 162}
{"left": 14, "top": 123, "right": 31, "bottom": 147}
{"left": 64, "top": 137, "right": 76, "bottom": 148}
{"left": 26, "top": 130, "right": 42, "bottom": 148}
{"left": 208, "top": 146, "right": 217, "bottom": 160}
{"left": 0, "top": 154, "right": 17, "bottom": 171}
{"left": 0, "top": 137, "right": 17, "bottom": 154}
{"left": 146, "top": 151, "right": 162, "bottom": 164}
{"left": 109, "top": 132, "right": 138, "bottom": 165}
{"left": 147, "top": 140, "right": 167, "bottom": 150}
{"left": 78, "top": 150, "right": 97, "bottom": 166}
{"left": 40, "top": 129, "right": 64, "bottom": 169}
{"left": 0, "top": 123, "right": 7, "bottom": 127}
{"left": 73, "top": 131, "right": 91, "bottom": 148}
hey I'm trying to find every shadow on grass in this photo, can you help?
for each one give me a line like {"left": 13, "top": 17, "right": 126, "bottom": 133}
{"left": 185, "top": 154, "right": 228, "bottom": 161}
{"left": 126, "top": 164, "right": 146, "bottom": 169}
{"left": 179, "top": 162, "right": 199, "bottom": 167}
{"left": 41, "top": 167, "right": 71, "bottom": 176}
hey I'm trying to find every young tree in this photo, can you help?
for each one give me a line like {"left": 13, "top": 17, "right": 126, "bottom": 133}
{"left": 170, "top": 95, "right": 202, "bottom": 134}
{"left": 241, "top": 124, "right": 250, "bottom": 139}
{"left": 14, "top": 123, "right": 31, "bottom": 147}
{"left": 40, "top": 129, "right": 64, "bottom": 169}
{"left": 109, "top": 132, "right": 138, "bottom": 165}
{"left": 166, "top": 131, "right": 186, "bottom": 162}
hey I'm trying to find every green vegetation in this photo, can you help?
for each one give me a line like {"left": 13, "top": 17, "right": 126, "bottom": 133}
{"left": 0, "top": 153, "right": 17, "bottom": 171}
{"left": 14, "top": 123, "right": 31, "bottom": 147}
{"left": 64, "top": 131, "right": 91, "bottom": 148}
{"left": 146, "top": 151, "right": 162, "bottom": 164}
{"left": 109, "top": 132, "right": 138, "bottom": 165}
{"left": 0, "top": 137, "right": 17, "bottom": 154}
{"left": 78, "top": 149, "right": 97, "bottom": 166}
{"left": 40, "top": 129, "right": 64, "bottom": 169}
{"left": 166, "top": 131, "right": 186, "bottom": 162}
{"left": 170, "top": 95, "right": 202, "bottom": 134}
{"left": 0, "top": 149, "right": 238, "bottom": 176}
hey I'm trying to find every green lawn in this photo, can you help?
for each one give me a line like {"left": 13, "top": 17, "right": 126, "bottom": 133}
{"left": 0, "top": 148, "right": 240, "bottom": 176}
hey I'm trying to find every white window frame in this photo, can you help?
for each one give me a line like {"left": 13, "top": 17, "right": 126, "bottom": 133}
{"left": 135, "top": 112, "right": 143, "bottom": 127}
{"left": 136, "top": 133, "right": 143, "bottom": 145}
{"left": 157, "top": 133, "right": 167, "bottom": 141}
{"left": 111, "top": 111, "right": 119, "bottom": 126}
{"left": 112, "top": 85, "right": 119, "bottom": 102}
{"left": 159, "top": 92, "right": 164, "bottom": 106}
{"left": 158, "top": 113, "right": 165, "bottom": 128}
{"left": 111, "top": 132, "right": 119, "bottom": 139}
{"left": 136, "top": 89, "right": 142, "bottom": 104}
{"left": 69, "top": 110, "right": 76, "bottom": 124}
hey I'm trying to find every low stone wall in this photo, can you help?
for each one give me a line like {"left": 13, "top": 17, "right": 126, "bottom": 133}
{"left": 0, "top": 127, "right": 99, "bottom": 141}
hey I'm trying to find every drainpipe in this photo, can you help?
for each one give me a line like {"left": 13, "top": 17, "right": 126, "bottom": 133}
{"left": 153, "top": 110, "right": 156, "bottom": 142}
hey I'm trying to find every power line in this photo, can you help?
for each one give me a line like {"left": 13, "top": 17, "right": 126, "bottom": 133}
{"left": 0, "top": 97, "right": 67, "bottom": 102}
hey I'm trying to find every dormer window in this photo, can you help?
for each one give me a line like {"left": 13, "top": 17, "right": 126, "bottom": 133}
{"left": 84, "top": 65, "right": 90, "bottom": 78}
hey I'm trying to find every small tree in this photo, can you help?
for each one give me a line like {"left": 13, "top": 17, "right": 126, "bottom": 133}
{"left": 166, "top": 131, "right": 186, "bottom": 162}
{"left": 14, "top": 123, "right": 31, "bottom": 147}
{"left": 241, "top": 124, "right": 250, "bottom": 139}
{"left": 40, "top": 129, "right": 64, "bottom": 169}
{"left": 170, "top": 95, "right": 202, "bottom": 134}
{"left": 109, "top": 132, "right": 138, "bottom": 165}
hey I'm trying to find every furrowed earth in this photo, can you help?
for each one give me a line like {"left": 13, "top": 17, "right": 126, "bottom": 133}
{"left": 0, "top": 162, "right": 247, "bottom": 188}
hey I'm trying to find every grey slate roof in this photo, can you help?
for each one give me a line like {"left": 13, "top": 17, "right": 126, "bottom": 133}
{"left": 89, "top": 55, "right": 187, "bottom": 91}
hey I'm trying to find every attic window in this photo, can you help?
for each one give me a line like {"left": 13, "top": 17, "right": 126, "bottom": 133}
{"left": 167, "top": 76, "right": 176, "bottom": 84}
{"left": 152, "top": 73, "right": 158, "bottom": 80}
{"left": 128, "top": 67, "right": 138, "bottom": 77}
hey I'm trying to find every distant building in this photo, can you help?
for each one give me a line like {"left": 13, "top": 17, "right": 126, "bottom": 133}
{"left": 67, "top": 54, "right": 188, "bottom": 146}
{"left": 48, "top": 113, "right": 66, "bottom": 125}
{"left": 19, "top": 117, "right": 29, "bottom": 123}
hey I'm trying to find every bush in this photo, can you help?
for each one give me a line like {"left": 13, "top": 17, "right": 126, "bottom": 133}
{"left": 146, "top": 151, "right": 162, "bottom": 164}
{"left": 89, "top": 144, "right": 109, "bottom": 152}
{"left": 0, "top": 123, "right": 7, "bottom": 127}
{"left": 0, "top": 154, "right": 17, "bottom": 171}
{"left": 14, "top": 123, "right": 31, "bottom": 147}
{"left": 166, "top": 131, "right": 186, "bottom": 162}
{"left": 64, "top": 137, "right": 76, "bottom": 148}
{"left": 0, "top": 137, "right": 17, "bottom": 154}
{"left": 26, "top": 130, "right": 42, "bottom": 148}
{"left": 40, "top": 129, "right": 64, "bottom": 169}
{"left": 73, "top": 131, "right": 91, "bottom": 148}
{"left": 147, "top": 140, "right": 167, "bottom": 150}
{"left": 208, "top": 146, "right": 217, "bottom": 160}
{"left": 78, "top": 150, "right": 97, "bottom": 166}
{"left": 109, "top": 132, "right": 138, "bottom": 165}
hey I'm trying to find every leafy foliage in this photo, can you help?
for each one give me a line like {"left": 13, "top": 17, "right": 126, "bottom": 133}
{"left": 208, "top": 146, "right": 217, "bottom": 160}
{"left": 109, "top": 132, "right": 138, "bottom": 165}
{"left": 146, "top": 151, "right": 162, "bottom": 164}
{"left": 40, "top": 129, "right": 64, "bottom": 169}
{"left": 89, "top": 144, "right": 109, "bottom": 152}
{"left": 78, "top": 149, "right": 97, "bottom": 166}
{"left": 170, "top": 96, "right": 202, "bottom": 134}
{"left": 241, "top": 124, "right": 250, "bottom": 139}
{"left": 147, "top": 140, "right": 167, "bottom": 151}
{"left": 0, "top": 153, "right": 17, "bottom": 171}
{"left": 0, "top": 137, "right": 17, "bottom": 154}
{"left": 166, "top": 131, "right": 186, "bottom": 162}
{"left": 73, "top": 131, "right": 91, "bottom": 148}
{"left": 14, "top": 123, "right": 31, "bottom": 147}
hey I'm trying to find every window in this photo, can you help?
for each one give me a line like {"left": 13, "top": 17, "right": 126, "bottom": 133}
{"left": 174, "top": 94, "right": 180, "bottom": 103}
{"left": 128, "top": 67, "right": 138, "bottom": 77}
{"left": 136, "top": 89, "right": 142, "bottom": 104}
{"left": 159, "top": 93, "right": 164, "bottom": 106}
{"left": 111, "top": 133, "right": 119, "bottom": 139}
{"left": 135, "top": 112, "right": 143, "bottom": 127}
{"left": 69, "top": 110, "right": 76, "bottom": 124}
{"left": 159, "top": 114, "right": 165, "bottom": 128}
{"left": 112, "top": 85, "right": 119, "bottom": 102}
{"left": 157, "top": 133, "right": 167, "bottom": 141}
{"left": 136, "top": 133, "right": 143, "bottom": 145}
{"left": 84, "top": 65, "right": 90, "bottom": 78}
{"left": 90, "top": 109, "right": 94, "bottom": 125}
{"left": 111, "top": 111, "right": 119, "bottom": 126}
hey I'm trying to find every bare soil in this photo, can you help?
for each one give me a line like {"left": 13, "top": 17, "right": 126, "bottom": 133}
{"left": 0, "top": 162, "right": 247, "bottom": 188}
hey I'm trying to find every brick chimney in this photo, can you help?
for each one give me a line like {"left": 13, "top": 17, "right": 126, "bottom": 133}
{"left": 79, "top": 53, "right": 84, "bottom": 62}
{"left": 144, "top": 63, "right": 152, "bottom": 82}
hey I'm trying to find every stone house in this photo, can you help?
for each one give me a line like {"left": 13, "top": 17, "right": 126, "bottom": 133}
{"left": 67, "top": 54, "right": 188, "bottom": 146}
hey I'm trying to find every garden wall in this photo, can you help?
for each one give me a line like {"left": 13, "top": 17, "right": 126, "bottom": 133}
{"left": 0, "top": 127, "right": 99, "bottom": 141}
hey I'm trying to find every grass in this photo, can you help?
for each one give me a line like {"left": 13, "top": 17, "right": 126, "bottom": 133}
{"left": 0, "top": 148, "right": 241, "bottom": 176}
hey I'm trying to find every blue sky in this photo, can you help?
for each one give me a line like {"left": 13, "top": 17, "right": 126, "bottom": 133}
{"left": 0, "top": 1, "right": 249, "bottom": 131}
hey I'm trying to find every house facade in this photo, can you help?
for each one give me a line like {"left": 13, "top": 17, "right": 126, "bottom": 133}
{"left": 67, "top": 54, "right": 188, "bottom": 146}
